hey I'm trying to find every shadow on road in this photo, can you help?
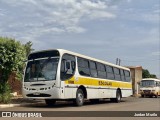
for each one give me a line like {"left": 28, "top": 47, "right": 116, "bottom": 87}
{"left": 23, "top": 99, "right": 127, "bottom": 109}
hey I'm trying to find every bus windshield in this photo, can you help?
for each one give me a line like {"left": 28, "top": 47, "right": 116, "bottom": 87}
{"left": 24, "top": 58, "right": 59, "bottom": 82}
{"left": 141, "top": 80, "right": 155, "bottom": 87}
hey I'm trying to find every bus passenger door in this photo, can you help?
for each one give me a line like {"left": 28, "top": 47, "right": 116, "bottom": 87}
{"left": 60, "top": 54, "right": 76, "bottom": 98}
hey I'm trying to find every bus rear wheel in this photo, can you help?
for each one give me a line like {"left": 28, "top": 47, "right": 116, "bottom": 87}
{"left": 45, "top": 99, "right": 56, "bottom": 106}
{"left": 75, "top": 89, "right": 84, "bottom": 106}
{"left": 110, "top": 90, "right": 121, "bottom": 103}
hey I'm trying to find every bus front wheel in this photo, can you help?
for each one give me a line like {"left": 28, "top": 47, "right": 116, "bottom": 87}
{"left": 155, "top": 93, "right": 158, "bottom": 98}
{"left": 45, "top": 99, "right": 56, "bottom": 106}
{"left": 75, "top": 89, "right": 84, "bottom": 106}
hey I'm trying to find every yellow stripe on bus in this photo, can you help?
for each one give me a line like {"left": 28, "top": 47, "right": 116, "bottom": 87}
{"left": 65, "top": 76, "right": 132, "bottom": 89}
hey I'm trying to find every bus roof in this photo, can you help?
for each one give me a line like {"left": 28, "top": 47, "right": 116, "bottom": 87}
{"left": 142, "top": 78, "right": 160, "bottom": 81}
{"left": 29, "top": 49, "right": 130, "bottom": 71}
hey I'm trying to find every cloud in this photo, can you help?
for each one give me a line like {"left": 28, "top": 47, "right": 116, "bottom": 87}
{"left": 0, "top": 8, "right": 6, "bottom": 16}
{"left": 0, "top": 0, "right": 116, "bottom": 41}
{"left": 151, "top": 51, "right": 160, "bottom": 56}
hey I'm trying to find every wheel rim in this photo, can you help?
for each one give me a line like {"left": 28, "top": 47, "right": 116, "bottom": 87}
{"left": 117, "top": 92, "right": 121, "bottom": 101}
{"left": 78, "top": 92, "right": 83, "bottom": 104}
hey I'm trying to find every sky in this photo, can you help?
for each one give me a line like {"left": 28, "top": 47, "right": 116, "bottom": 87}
{"left": 0, "top": 0, "right": 159, "bottom": 77}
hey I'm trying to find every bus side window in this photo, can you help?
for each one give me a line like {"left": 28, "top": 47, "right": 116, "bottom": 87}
{"left": 71, "top": 61, "right": 76, "bottom": 71}
{"left": 124, "top": 70, "right": 131, "bottom": 82}
{"left": 97, "top": 62, "right": 107, "bottom": 79}
{"left": 89, "top": 61, "right": 98, "bottom": 78}
{"left": 64, "top": 60, "right": 73, "bottom": 74}
{"left": 106, "top": 65, "right": 115, "bottom": 80}
{"left": 120, "top": 69, "right": 125, "bottom": 81}
{"left": 60, "top": 54, "right": 76, "bottom": 80}
{"left": 78, "top": 57, "right": 90, "bottom": 76}
{"left": 113, "top": 67, "right": 121, "bottom": 81}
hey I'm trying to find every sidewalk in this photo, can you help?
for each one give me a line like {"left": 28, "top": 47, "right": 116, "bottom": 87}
{"left": 0, "top": 96, "right": 40, "bottom": 108}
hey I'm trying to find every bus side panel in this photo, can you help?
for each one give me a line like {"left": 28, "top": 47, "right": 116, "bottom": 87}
{"left": 109, "top": 89, "right": 117, "bottom": 98}
{"left": 64, "top": 87, "right": 73, "bottom": 98}
{"left": 121, "top": 89, "right": 132, "bottom": 97}
{"left": 87, "top": 88, "right": 100, "bottom": 99}
{"left": 99, "top": 88, "right": 112, "bottom": 98}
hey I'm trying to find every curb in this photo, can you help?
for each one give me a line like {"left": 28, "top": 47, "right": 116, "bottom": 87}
{"left": 0, "top": 104, "right": 21, "bottom": 108}
{"left": 0, "top": 103, "right": 36, "bottom": 108}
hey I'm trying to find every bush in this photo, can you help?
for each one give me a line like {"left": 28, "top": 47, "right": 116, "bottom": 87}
{"left": 0, "top": 37, "right": 33, "bottom": 103}
{"left": 0, "top": 82, "right": 12, "bottom": 104}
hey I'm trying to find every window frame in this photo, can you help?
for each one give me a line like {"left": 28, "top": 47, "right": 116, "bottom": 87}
{"left": 124, "top": 70, "right": 131, "bottom": 82}
{"left": 89, "top": 61, "right": 98, "bottom": 78}
{"left": 77, "top": 57, "right": 90, "bottom": 77}
{"left": 113, "top": 67, "right": 121, "bottom": 81}
{"left": 106, "top": 65, "right": 115, "bottom": 80}
{"left": 97, "top": 62, "right": 107, "bottom": 79}
{"left": 60, "top": 54, "right": 76, "bottom": 80}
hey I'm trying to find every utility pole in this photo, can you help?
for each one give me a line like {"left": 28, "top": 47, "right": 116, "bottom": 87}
{"left": 116, "top": 58, "right": 121, "bottom": 65}
{"left": 116, "top": 58, "right": 118, "bottom": 65}
{"left": 119, "top": 59, "right": 121, "bottom": 66}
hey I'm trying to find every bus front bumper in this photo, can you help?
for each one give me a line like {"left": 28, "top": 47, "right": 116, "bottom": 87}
{"left": 22, "top": 87, "right": 62, "bottom": 99}
{"left": 140, "top": 90, "right": 156, "bottom": 96}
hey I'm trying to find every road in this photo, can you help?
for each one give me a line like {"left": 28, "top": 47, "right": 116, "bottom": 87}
{"left": 0, "top": 97, "right": 160, "bottom": 120}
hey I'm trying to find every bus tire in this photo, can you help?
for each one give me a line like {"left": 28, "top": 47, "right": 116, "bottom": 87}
{"left": 141, "top": 95, "right": 144, "bottom": 98}
{"left": 110, "top": 90, "right": 121, "bottom": 103}
{"left": 115, "top": 90, "right": 121, "bottom": 103}
{"left": 155, "top": 93, "right": 158, "bottom": 98}
{"left": 75, "top": 89, "right": 84, "bottom": 106}
{"left": 45, "top": 99, "right": 56, "bottom": 106}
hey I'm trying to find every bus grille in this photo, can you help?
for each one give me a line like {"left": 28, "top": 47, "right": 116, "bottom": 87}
{"left": 143, "top": 90, "right": 151, "bottom": 93}
{"left": 26, "top": 93, "right": 51, "bottom": 97}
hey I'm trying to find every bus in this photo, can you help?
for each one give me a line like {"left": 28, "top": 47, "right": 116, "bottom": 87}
{"left": 140, "top": 78, "right": 160, "bottom": 98}
{"left": 22, "top": 49, "right": 132, "bottom": 106}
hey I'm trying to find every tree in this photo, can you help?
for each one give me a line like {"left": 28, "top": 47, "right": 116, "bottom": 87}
{"left": 150, "top": 74, "right": 157, "bottom": 78}
{"left": 24, "top": 41, "right": 34, "bottom": 57}
{"left": 0, "top": 37, "right": 33, "bottom": 103}
{"left": 142, "top": 69, "right": 157, "bottom": 78}
{"left": 0, "top": 37, "right": 26, "bottom": 82}
{"left": 142, "top": 69, "right": 150, "bottom": 78}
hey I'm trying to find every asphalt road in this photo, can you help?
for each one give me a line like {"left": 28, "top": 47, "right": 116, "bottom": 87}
{"left": 0, "top": 97, "right": 160, "bottom": 120}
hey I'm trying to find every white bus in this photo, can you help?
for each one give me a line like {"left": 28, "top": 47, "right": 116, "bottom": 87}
{"left": 23, "top": 49, "right": 132, "bottom": 106}
{"left": 140, "top": 78, "right": 160, "bottom": 98}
